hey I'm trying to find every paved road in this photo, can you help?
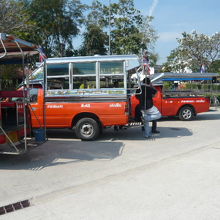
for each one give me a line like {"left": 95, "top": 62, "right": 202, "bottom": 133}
{"left": 1, "top": 108, "right": 220, "bottom": 219}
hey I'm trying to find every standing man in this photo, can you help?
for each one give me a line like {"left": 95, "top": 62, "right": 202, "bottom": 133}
{"left": 142, "top": 51, "right": 150, "bottom": 75}
{"left": 136, "top": 77, "right": 161, "bottom": 138}
{"left": 200, "top": 64, "right": 206, "bottom": 73}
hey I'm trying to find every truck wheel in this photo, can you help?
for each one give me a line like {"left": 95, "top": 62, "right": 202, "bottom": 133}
{"left": 75, "top": 118, "right": 100, "bottom": 141}
{"left": 178, "top": 106, "right": 195, "bottom": 121}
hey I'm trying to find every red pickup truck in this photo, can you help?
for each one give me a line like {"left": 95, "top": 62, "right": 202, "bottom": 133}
{"left": 131, "top": 83, "right": 211, "bottom": 121}
{"left": 130, "top": 72, "right": 219, "bottom": 121}
{"left": 154, "top": 85, "right": 210, "bottom": 120}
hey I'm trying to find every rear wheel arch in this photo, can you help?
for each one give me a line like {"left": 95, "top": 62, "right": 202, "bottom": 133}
{"left": 72, "top": 112, "right": 102, "bottom": 127}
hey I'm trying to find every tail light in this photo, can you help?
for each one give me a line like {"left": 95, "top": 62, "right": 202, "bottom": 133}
{"left": 206, "top": 97, "right": 210, "bottom": 103}
{"left": 125, "top": 103, "right": 129, "bottom": 115}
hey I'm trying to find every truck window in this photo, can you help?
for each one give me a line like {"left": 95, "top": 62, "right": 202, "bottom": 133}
{"left": 44, "top": 56, "right": 137, "bottom": 97}
{"left": 47, "top": 77, "right": 69, "bottom": 90}
{"left": 100, "top": 75, "right": 124, "bottom": 88}
{"left": 47, "top": 63, "right": 69, "bottom": 76}
{"left": 73, "top": 76, "right": 96, "bottom": 89}
{"left": 100, "top": 61, "right": 124, "bottom": 89}
{"left": 29, "top": 88, "right": 39, "bottom": 103}
{"left": 72, "top": 62, "right": 96, "bottom": 89}
{"left": 47, "top": 64, "right": 69, "bottom": 90}
{"left": 30, "top": 66, "right": 43, "bottom": 80}
{"left": 100, "top": 62, "right": 123, "bottom": 74}
{"left": 73, "top": 62, "right": 96, "bottom": 75}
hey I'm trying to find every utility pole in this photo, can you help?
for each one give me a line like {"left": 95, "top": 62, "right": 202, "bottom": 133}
{"left": 108, "top": 0, "right": 111, "bottom": 55}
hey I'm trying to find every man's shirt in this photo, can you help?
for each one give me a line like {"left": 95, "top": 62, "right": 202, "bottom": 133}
{"left": 136, "top": 84, "right": 157, "bottom": 110}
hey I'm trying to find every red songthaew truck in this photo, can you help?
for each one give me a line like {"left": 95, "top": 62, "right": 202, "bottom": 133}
{"left": 153, "top": 85, "right": 210, "bottom": 121}
{"left": 0, "top": 33, "right": 41, "bottom": 154}
{"left": 131, "top": 72, "right": 217, "bottom": 121}
{"left": 28, "top": 55, "right": 140, "bottom": 140}
{"left": 27, "top": 55, "right": 216, "bottom": 140}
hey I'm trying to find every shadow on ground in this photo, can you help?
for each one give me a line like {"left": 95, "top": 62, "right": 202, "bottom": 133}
{"left": 0, "top": 113, "right": 200, "bottom": 170}
{"left": 101, "top": 126, "right": 193, "bottom": 141}
{"left": 159, "top": 110, "right": 220, "bottom": 122}
{"left": 0, "top": 139, "right": 124, "bottom": 170}
{"left": 195, "top": 112, "right": 220, "bottom": 121}
{"left": 46, "top": 125, "right": 193, "bottom": 141}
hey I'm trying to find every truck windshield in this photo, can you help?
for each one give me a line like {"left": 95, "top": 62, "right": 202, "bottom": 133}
{"left": 30, "top": 66, "right": 44, "bottom": 80}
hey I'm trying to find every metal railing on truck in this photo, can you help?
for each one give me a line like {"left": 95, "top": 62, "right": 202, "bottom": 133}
{"left": 0, "top": 33, "right": 46, "bottom": 155}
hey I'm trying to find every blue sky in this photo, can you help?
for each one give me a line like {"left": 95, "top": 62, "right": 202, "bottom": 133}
{"left": 81, "top": 0, "right": 220, "bottom": 64}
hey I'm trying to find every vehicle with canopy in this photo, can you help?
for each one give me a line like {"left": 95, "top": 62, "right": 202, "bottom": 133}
{"left": 147, "top": 72, "right": 218, "bottom": 120}
{"left": 27, "top": 54, "right": 141, "bottom": 140}
{"left": 0, "top": 33, "right": 45, "bottom": 154}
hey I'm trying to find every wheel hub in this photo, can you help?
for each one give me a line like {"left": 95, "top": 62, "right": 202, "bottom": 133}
{"left": 182, "top": 109, "right": 192, "bottom": 119}
{"left": 81, "top": 123, "right": 93, "bottom": 137}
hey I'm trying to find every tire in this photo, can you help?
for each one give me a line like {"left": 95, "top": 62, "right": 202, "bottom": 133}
{"left": 75, "top": 118, "right": 100, "bottom": 140}
{"left": 178, "top": 106, "right": 195, "bottom": 121}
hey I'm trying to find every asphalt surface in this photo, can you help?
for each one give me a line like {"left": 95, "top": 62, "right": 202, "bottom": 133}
{"left": 0, "top": 108, "right": 220, "bottom": 219}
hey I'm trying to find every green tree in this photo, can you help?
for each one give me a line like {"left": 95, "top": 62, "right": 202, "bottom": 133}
{"left": 164, "top": 31, "right": 220, "bottom": 72}
{"left": 0, "top": 0, "right": 34, "bottom": 90}
{"left": 0, "top": 0, "right": 31, "bottom": 34}
{"left": 209, "top": 60, "right": 220, "bottom": 73}
{"left": 80, "top": 0, "right": 158, "bottom": 58}
{"left": 163, "top": 48, "right": 191, "bottom": 73}
{"left": 109, "top": 0, "right": 157, "bottom": 55}
{"left": 86, "top": 0, "right": 107, "bottom": 27}
{"left": 26, "top": 0, "right": 85, "bottom": 57}
{"left": 79, "top": 0, "right": 108, "bottom": 55}
{"left": 80, "top": 24, "right": 107, "bottom": 55}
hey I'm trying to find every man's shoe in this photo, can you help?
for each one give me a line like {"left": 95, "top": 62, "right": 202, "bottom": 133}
{"left": 152, "top": 130, "right": 160, "bottom": 134}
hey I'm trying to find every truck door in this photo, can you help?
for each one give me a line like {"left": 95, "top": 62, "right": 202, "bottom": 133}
{"left": 45, "top": 101, "right": 70, "bottom": 127}
{"left": 29, "top": 88, "right": 44, "bottom": 128}
{"left": 160, "top": 94, "right": 179, "bottom": 116}
{"left": 30, "top": 88, "right": 70, "bottom": 128}
{"left": 153, "top": 86, "right": 162, "bottom": 113}
{"left": 155, "top": 86, "right": 179, "bottom": 117}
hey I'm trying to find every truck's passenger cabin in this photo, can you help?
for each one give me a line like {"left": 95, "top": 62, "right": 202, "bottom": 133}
{"left": 30, "top": 55, "right": 140, "bottom": 100}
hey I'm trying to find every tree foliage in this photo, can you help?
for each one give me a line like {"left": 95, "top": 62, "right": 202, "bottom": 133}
{"left": 86, "top": 0, "right": 107, "bottom": 28}
{"left": 164, "top": 31, "right": 220, "bottom": 72}
{"left": 0, "top": 0, "right": 159, "bottom": 89}
{"left": 0, "top": 0, "right": 158, "bottom": 59}
{"left": 79, "top": 0, "right": 158, "bottom": 58}
{"left": 209, "top": 60, "right": 220, "bottom": 73}
{"left": 107, "top": 0, "right": 157, "bottom": 55}
{"left": 25, "top": 0, "right": 85, "bottom": 57}
{"left": 80, "top": 24, "right": 107, "bottom": 56}
{"left": 78, "top": 0, "right": 108, "bottom": 56}
{"left": 0, "top": 0, "right": 31, "bottom": 34}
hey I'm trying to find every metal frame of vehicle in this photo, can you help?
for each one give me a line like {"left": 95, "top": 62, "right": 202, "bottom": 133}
{"left": 0, "top": 33, "right": 43, "bottom": 154}
{"left": 28, "top": 55, "right": 141, "bottom": 140}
